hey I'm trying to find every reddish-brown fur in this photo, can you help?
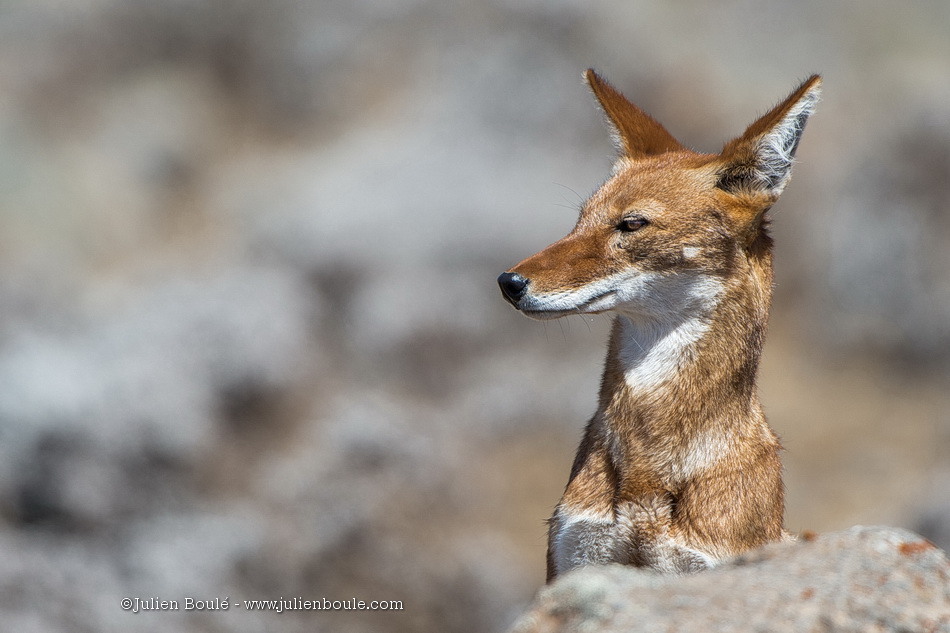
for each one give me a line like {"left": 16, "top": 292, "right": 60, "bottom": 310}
{"left": 498, "top": 70, "right": 821, "bottom": 582}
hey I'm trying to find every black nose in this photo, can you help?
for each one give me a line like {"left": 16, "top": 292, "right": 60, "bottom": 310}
{"left": 497, "top": 272, "right": 528, "bottom": 303}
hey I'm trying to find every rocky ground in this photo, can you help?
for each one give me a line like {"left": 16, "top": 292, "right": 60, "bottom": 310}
{"left": 0, "top": 1, "right": 948, "bottom": 632}
{"left": 511, "top": 527, "right": 950, "bottom": 633}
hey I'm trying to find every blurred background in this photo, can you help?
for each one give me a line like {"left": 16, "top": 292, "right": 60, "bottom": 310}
{"left": 0, "top": 1, "right": 948, "bottom": 631}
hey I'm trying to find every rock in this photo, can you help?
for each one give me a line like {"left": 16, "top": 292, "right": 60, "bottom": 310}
{"left": 509, "top": 526, "right": 950, "bottom": 633}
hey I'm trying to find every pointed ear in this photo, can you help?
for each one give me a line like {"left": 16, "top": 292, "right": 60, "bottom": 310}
{"left": 718, "top": 75, "right": 822, "bottom": 197}
{"left": 584, "top": 69, "right": 684, "bottom": 159}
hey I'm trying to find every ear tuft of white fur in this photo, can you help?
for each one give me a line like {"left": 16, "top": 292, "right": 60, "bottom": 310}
{"left": 753, "top": 82, "right": 821, "bottom": 194}
{"left": 718, "top": 76, "right": 822, "bottom": 197}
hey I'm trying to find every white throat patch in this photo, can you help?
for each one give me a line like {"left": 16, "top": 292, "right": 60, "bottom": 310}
{"left": 616, "top": 275, "right": 725, "bottom": 391}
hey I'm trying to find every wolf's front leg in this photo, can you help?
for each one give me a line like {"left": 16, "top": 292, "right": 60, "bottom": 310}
{"left": 547, "top": 507, "right": 634, "bottom": 578}
{"left": 616, "top": 494, "right": 716, "bottom": 574}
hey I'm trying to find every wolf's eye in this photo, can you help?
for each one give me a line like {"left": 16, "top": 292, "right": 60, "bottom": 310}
{"left": 618, "top": 216, "right": 649, "bottom": 232}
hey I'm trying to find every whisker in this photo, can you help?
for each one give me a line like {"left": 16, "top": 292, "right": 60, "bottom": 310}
{"left": 628, "top": 328, "right": 646, "bottom": 355}
{"left": 576, "top": 309, "right": 593, "bottom": 333}
{"left": 553, "top": 182, "right": 585, "bottom": 205}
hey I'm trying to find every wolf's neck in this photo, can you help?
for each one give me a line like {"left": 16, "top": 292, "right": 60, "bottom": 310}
{"left": 598, "top": 281, "right": 769, "bottom": 433}
{"left": 613, "top": 313, "right": 712, "bottom": 392}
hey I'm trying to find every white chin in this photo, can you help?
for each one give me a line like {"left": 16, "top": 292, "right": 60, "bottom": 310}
{"left": 520, "top": 308, "right": 576, "bottom": 321}
{"left": 520, "top": 304, "right": 612, "bottom": 321}
{"left": 518, "top": 292, "right": 618, "bottom": 319}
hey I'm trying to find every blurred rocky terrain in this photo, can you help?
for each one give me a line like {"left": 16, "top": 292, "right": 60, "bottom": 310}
{"left": 510, "top": 526, "right": 950, "bottom": 633}
{"left": 0, "top": 1, "right": 947, "bottom": 632}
